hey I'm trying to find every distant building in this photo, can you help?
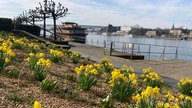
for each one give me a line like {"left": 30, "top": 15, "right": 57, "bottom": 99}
{"left": 120, "top": 26, "right": 131, "bottom": 32}
{"left": 108, "top": 24, "right": 120, "bottom": 33}
{"left": 169, "top": 24, "right": 183, "bottom": 38}
{"left": 189, "top": 30, "right": 192, "bottom": 38}
{"left": 130, "top": 27, "right": 149, "bottom": 36}
{"left": 146, "top": 31, "right": 157, "bottom": 37}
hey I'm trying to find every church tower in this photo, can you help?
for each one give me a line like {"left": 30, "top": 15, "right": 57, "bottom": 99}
{"left": 171, "top": 23, "right": 175, "bottom": 29}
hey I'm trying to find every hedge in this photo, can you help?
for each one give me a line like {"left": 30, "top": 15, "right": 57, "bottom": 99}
{"left": 15, "top": 25, "right": 41, "bottom": 36}
{"left": 0, "top": 18, "right": 13, "bottom": 31}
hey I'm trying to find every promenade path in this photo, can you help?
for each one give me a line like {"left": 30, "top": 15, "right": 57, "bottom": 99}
{"left": 69, "top": 42, "right": 192, "bottom": 86}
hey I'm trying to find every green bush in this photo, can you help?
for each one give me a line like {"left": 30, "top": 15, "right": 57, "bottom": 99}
{"left": 0, "top": 18, "right": 13, "bottom": 31}
{"left": 15, "top": 25, "right": 41, "bottom": 36}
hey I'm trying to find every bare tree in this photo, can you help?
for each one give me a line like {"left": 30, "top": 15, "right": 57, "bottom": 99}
{"left": 47, "top": 0, "right": 68, "bottom": 40}
{"left": 36, "top": 0, "right": 51, "bottom": 38}
{"left": 28, "top": 9, "right": 43, "bottom": 25}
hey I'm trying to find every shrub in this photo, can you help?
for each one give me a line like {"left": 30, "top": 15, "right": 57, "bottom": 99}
{"left": 15, "top": 25, "right": 41, "bottom": 36}
{"left": 0, "top": 18, "right": 12, "bottom": 31}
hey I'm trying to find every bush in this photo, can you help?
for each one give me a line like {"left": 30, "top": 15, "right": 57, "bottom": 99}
{"left": 15, "top": 25, "right": 41, "bottom": 36}
{"left": 0, "top": 18, "right": 12, "bottom": 31}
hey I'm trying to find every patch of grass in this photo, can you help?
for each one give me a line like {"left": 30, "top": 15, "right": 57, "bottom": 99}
{"left": 5, "top": 92, "right": 23, "bottom": 102}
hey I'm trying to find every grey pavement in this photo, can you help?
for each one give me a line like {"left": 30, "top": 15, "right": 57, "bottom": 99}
{"left": 69, "top": 42, "right": 192, "bottom": 87}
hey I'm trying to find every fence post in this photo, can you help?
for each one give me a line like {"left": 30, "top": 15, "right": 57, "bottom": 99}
{"left": 91, "top": 39, "right": 93, "bottom": 44}
{"left": 138, "top": 44, "right": 140, "bottom": 54}
{"left": 175, "top": 47, "right": 178, "bottom": 60}
{"left": 110, "top": 41, "right": 113, "bottom": 56}
{"left": 161, "top": 46, "right": 166, "bottom": 60}
{"left": 123, "top": 43, "right": 125, "bottom": 53}
{"left": 148, "top": 45, "right": 151, "bottom": 60}
{"left": 104, "top": 40, "right": 106, "bottom": 48}
{"left": 104, "top": 40, "right": 106, "bottom": 55}
{"left": 131, "top": 43, "right": 134, "bottom": 60}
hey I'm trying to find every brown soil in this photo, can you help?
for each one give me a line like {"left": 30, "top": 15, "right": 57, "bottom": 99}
{"left": 0, "top": 48, "right": 118, "bottom": 108}
{"left": 0, "top": 41, "right": 180, "bottom": 108}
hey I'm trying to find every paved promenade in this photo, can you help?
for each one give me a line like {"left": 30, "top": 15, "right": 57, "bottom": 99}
{"left": 70, "top": 42, "right": 192, "bottom": 86}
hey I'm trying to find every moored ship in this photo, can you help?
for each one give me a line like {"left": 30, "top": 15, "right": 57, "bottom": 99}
{"left": 56, "top": 22, "right": 87, "bottom": 43}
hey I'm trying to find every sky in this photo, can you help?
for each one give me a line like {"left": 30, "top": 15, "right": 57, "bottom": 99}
{"left": 1, "top": 0, "right": 192, "bottom": 29}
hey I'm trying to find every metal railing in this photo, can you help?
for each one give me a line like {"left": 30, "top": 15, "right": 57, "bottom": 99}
{"left": 86, "top": 39, "right": 192, "bottom": 61}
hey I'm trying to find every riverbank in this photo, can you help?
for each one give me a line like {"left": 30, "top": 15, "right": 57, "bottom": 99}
{"left": 70, "top": 41, "right": 192, "bottom": 86}
{"left": 133, "top": 35, "right": 192, "bottom": 41}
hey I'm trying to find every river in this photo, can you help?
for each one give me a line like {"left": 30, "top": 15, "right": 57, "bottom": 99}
{"left": 86, "top": 34, "right": 192, "bottom": 62}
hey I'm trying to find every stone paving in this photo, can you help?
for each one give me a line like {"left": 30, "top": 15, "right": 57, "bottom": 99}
{"left": 70, "top": 42, "right": 192, "bottom": 86}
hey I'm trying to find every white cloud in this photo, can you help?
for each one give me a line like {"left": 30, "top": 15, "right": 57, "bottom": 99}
{"left": 1, "top": 0, "right": 192, "bottom": 28}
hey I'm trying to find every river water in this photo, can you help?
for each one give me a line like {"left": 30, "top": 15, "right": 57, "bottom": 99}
{"left": 86, "top": 34, "right": 192, "bottom": 62}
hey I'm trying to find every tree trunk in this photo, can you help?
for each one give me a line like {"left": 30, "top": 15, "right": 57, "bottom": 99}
{"left": 43, "top": 13, "right": 46, "bottom": 38}
{"left": 53, "top": 16, "right": 57, "bottom": 40}
{"left": 32, "top": 18, "right": 35, "bottom": 25}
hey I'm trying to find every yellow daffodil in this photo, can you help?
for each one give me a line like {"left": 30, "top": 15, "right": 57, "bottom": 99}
{"left": 5, "top": 57, "right": 10, "bottom": 63}
{"left": 33, "top": 101, "right": 42, "bottom": 108}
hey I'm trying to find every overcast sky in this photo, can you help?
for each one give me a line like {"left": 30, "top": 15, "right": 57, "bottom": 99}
{"left": 0, "top": 0, "right": 192, "bottom": 29}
